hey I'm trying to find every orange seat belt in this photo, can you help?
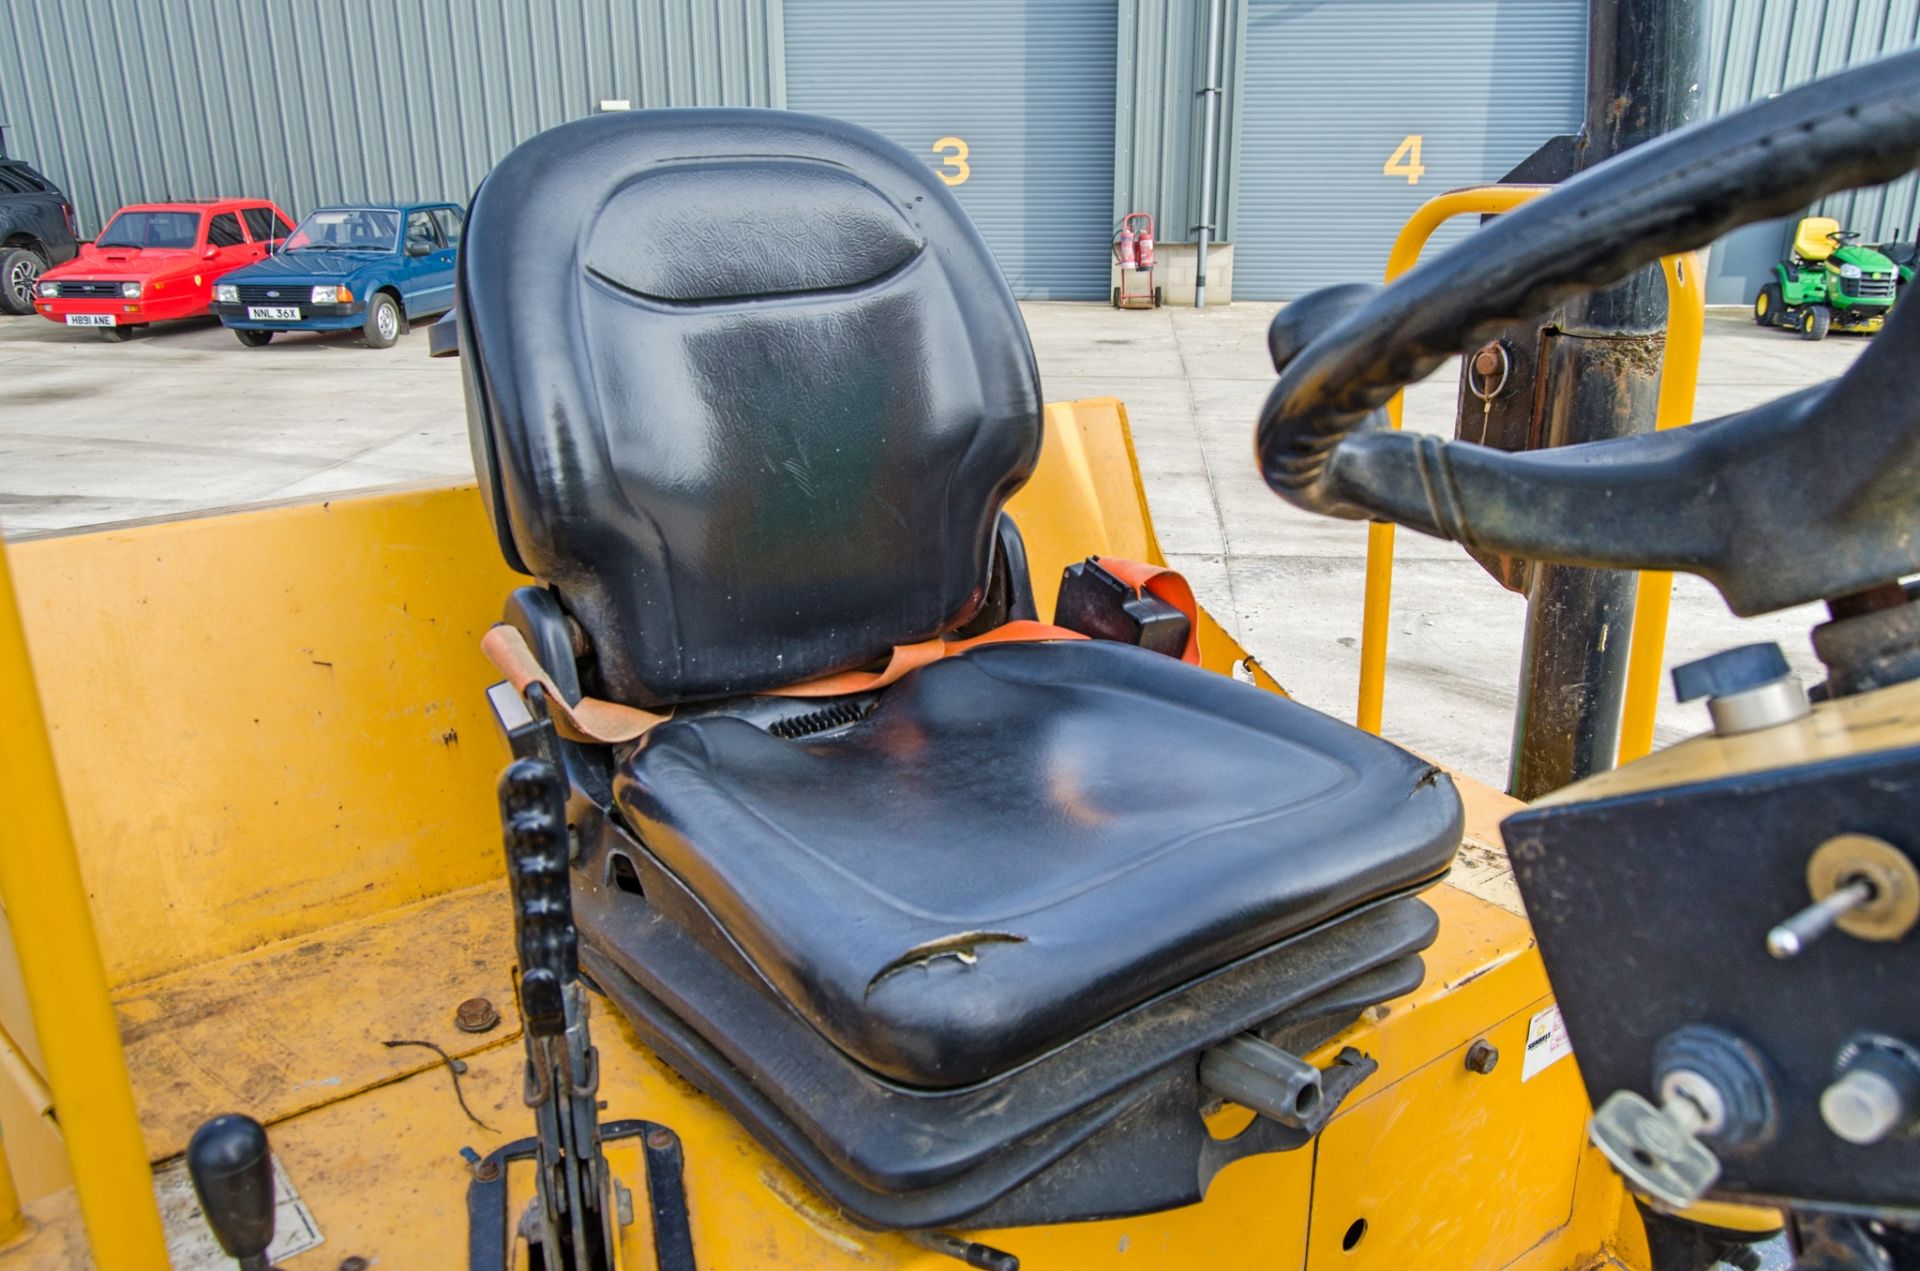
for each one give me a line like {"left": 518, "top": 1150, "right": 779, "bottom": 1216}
{"left": 481, "top": 619, "right": 1086, "bottom": 745}
{"left": 481, "top": 558, "right": 1197, "bottom": 745}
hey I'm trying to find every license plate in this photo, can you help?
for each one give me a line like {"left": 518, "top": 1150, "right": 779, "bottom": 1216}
{"left": 65, "top": 314, "right": 115, "bottom": 327}
{"left": 247, "top": 306, "right": 301, "bottom": 321}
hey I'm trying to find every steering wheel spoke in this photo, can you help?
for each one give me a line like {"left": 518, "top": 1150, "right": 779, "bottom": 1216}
{"left": 1257, "top": 50, "right": 1920, "bottom": 616}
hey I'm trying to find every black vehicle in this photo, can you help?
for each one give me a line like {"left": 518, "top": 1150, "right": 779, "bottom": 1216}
{"left": 0, "top": 158, "right": 78, "bottom": 316}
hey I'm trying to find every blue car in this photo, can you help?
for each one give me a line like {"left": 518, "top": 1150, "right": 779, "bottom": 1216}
{"left": 211, "top": 202, "right": 462, "bottom": 348}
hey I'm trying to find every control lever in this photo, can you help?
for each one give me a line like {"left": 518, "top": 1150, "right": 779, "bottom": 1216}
{"left": 500, "top": 698, "right": 615, "bottom": 1271}
{"left": 187, "top": 1113, "right": 279, "bottom": 1271}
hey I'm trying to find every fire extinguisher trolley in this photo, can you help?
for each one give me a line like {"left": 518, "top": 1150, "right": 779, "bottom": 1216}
{"left": 1112, "top": 211, "right": 1162, "bottom": 309}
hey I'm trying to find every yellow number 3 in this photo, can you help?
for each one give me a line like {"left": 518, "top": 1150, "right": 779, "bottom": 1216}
{"left": 932, "top": 136, "right": 971, "bottom": 186}
{"left": 1384, "top": 134, "right": 1426, "bottom": 184}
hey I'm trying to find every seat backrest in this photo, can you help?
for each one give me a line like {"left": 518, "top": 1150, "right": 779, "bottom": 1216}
{"left": 458, "top": 110, "right": 1042, "bottom": 707}
{"left": 1795, "top": 215, "right": 1842, "bottom": 261}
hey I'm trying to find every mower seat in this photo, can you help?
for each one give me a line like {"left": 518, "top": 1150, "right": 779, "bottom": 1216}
{"left": 1795, "top": 215, "right": 1842, "bottom": 261}
{"left": 459, "top": 107, "right": 1463, "bottom": 1226}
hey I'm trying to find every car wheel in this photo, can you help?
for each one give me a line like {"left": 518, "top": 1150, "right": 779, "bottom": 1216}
{"left": 0, "top": 246, "right": 45, "bottom": 315}
{"left": 1754, "top": 283, "right": 1782, "bottom": 326}
{"left": 363, "top": 293, "right": 401, "bottom": 349}
{"left": 1800, "top": 304, "right": 1832, "bottom": 341}
{"left": 234, "top": 328, "right": 273, "bottom": 348}
{"left": 101, "top": 325, "right": 134, "bottom": 343}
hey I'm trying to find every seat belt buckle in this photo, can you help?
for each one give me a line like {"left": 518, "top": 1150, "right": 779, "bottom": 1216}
{"left": 1055, "top": 557, "right": 1192, "bottom": 659}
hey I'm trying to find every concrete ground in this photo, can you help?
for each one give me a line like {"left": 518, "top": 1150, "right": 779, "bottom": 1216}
{"left": 0, "top": 303, "right": 1864, "bottom": 789}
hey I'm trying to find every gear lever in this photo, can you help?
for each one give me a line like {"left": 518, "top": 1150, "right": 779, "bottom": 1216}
{"left": 187, "top": 1113, "right": 278, "bottom": 1271}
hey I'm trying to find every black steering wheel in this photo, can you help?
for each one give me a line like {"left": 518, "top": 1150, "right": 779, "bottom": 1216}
{"left": 1256, "top": 50, "right": 1920, "bottom": 618}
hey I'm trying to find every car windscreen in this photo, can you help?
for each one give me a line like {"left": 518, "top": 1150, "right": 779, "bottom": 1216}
{"left": 96, "top": 210, "right": 203, "bottom": 249}
{"left": 284, "top": 208, "right": 400, "bottom": 252}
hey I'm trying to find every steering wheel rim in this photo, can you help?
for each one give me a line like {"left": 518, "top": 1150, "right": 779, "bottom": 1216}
{"left": 1255, "top": 50, "right": 1920, "bottom": 616}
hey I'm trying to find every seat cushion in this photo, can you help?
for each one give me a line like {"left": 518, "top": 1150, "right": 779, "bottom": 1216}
{"left": 614, "top": 640, "right": 1461, "bottom": 1088}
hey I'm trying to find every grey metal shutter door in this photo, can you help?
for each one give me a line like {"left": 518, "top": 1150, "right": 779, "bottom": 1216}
{"left": 1237, "top": 0, "right": 1587, "bottom": 300}
{"left": 785, "top": 0, "right": 1117, "bottom": 300}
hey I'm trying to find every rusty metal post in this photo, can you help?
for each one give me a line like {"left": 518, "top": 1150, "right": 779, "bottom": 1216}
{"left": 1507, "top": 0, "right": 1703, "bottom": 799}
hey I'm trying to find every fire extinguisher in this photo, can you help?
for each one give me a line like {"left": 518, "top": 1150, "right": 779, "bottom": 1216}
{"left": 1114, "top": 220, "right": 1137, "bottom": 270}
{"left": 1127, "top": 212, "right": 1155, "bottom": 271}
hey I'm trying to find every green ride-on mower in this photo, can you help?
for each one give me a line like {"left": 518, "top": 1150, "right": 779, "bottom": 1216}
{"left": 1871, "top": 224, "right": 1917, "bottom": 305}
{"left": 1753, "top": 214, "right": 1900, "bottom": 339}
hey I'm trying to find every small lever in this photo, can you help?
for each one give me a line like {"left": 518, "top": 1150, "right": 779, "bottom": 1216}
{"left": 187, "top": 1114, "right": 278, "bottom": 1271}
{"left": 1768, "top": 876, "right": 1877, "bottom": 958}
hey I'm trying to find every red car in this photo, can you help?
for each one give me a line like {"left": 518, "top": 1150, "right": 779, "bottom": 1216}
{"left": 34, "top": 197, "right": 294, "bottom": 340}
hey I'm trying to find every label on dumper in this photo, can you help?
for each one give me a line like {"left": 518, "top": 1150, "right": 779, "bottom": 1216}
{"left": 1521, "top": 1004, "right": 1574, "bottom": 1082}
{"left": 157, "top": 1155, "right": 324, "bottom": 1267}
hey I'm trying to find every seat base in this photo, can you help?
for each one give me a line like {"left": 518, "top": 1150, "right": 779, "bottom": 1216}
{"left": 572, "top": 805, "right": 1440, "bottom": 1230}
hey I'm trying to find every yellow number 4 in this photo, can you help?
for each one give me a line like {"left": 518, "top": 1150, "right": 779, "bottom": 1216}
{"left": 1384, "top": 134, "right": 1426, "bottom": 185}
{"left": 932, "top": 136, "right": 971, "bottom": 186}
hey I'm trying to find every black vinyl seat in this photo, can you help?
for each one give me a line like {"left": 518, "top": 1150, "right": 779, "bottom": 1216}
{"left": 619, "top": 638, "right": 1459, "bottom": 1089}
{"left": 458, "top": 106, "right": 1463, "bottom": 1228}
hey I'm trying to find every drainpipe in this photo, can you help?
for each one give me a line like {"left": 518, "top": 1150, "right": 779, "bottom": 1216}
{"left": 1193, "top": 0, "right": 1224, "bottom": 307}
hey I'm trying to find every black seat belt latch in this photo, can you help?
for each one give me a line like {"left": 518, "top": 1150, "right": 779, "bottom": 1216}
{"left": 1055, "top": 557, "right": 1191, "bottom": 658}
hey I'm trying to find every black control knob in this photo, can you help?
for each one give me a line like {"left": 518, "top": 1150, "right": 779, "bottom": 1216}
{"left": 1671, "top": 642, "right": 1809, "bottom": 735}
{"left": 187, "top": 1113, "right": 277, "bottom": 1271}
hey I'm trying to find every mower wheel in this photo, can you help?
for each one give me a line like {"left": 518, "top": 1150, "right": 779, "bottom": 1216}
{"left": 1800, "top": 304, "right": 1831, "bottom": 341}
{"left": 1753, "top": 283, "right": 1781, "bottom": 326}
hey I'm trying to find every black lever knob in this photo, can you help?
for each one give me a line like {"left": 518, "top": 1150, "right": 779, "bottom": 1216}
{"left": 187, "top": 1113, "right": 277, "bottom": 1271}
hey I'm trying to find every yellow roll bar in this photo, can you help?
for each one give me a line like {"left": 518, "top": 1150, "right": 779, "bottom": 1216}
{"left": 0, "top": 535, "right": 170, "bottom": 1265}
{"left": 1617, "top": 253, "right": 1705, "bottom": 763}
{"left": 1355, "top": 184, "right": 1706, "bottom": 771}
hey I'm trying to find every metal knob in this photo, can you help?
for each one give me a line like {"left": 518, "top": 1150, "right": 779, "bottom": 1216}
{"left": 1768, "top": 877, "right": 1877, "bottom": 958}
{"left": 1821, "top": 1068, "right": 1909, "bottom": 1145}
{"left": 1768, "top": 834, "right": 1920, "bottom": 959}
{"left": 1820, "top": 1040, "right": 1920, "bottom": 1145}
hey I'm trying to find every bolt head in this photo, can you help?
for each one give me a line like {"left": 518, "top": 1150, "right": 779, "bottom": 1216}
{"left": 1465, "top": 1040, "right": 1499, "bottom": 1074}
{"left": 455, "top": 996, "right": 501, "bottom": 1033}
{"left": 339, "top": 1258, "right": 371, "bottom": 1271}
{"left": 1472, "top": 344, "right": 1502, "bottom": 377}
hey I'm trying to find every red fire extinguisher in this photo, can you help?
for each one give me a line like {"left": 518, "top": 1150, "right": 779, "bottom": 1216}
{"left": 1114, "top": 220, "right": 1137, "bottom": 270}
{"left": 1126, "top": 212, "right": 1155, "bottom": 271}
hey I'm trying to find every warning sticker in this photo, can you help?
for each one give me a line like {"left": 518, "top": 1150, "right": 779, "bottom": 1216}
{"left": 1521, "top": 1004, "right": 1574, "bottom": 1082}
{"left": 157, "top": 1154, "right": 324, "bottom": 1268}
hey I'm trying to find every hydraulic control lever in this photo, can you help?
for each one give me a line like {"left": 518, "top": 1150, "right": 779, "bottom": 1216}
{"left": 187, "top": 1113, "right": 280, "bottom": 1271}
{"left": 1257, "top": 50, "right": 1920, "bottom": 618}
{"left": 499, "top": 694, "right": 616, "bottom": 1271}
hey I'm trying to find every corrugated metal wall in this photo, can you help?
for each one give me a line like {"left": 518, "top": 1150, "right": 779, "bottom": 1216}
{"left": 786, "top": 0, "right": 1117, "bottom": 299}
{"left": 7, "top": 1, "right": 1910, "bottom": 286}
{"left": 0, "top": 0, "right": 783, "bottom": 235}
{"left": 1115, "top": 0, "right": 1245, "bottom": 246}
{"left": 1702, "top": 0, "right": 1920, "bottom": 302}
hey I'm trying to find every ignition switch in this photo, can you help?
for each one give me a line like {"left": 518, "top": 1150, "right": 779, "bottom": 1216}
{"left": 1589, "top": 1026, "right": 1777, "bottom": 1209}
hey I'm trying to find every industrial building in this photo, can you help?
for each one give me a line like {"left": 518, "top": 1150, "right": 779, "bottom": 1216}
{"left": 2, "top": 0, "right": 1916, "bottom": 303}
